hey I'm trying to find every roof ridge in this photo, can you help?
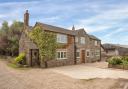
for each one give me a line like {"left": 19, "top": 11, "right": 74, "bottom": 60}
{"left": 36, "top": 22, "right": 70, "bottom": 31}
{"left": 36, "top": 22, "right": 75, "bottom": 35}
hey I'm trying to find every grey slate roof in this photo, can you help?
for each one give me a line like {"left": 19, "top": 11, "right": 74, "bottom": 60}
{"left": 88, "top": 34, "right": 101, "bottom": 41}
{"left": 74, "top": 28, "right": 100, "bottom": 41}
{"left": 36, "top": 22, "right": 75, "bottom": 35}
{"left": 103, "top": 43, "right": 128, "bottom": 49}
{"left": 34, "top": 22, "right": 100, "bottom": 41}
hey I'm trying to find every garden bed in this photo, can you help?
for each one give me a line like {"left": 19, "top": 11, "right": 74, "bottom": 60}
{"left": 108, "top": 64, "right": 128, "bottom": 70}
{"left": 108, "top": 56, "right": 128, "bottom": 70}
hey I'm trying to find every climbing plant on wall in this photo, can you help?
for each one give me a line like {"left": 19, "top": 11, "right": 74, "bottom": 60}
{"left": 29, "top": 26, "right": 58, "bottom": 67}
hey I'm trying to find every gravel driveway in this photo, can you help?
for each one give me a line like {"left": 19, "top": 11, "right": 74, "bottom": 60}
{"left": 0, "top": 60, "right": 128, "bottom": 89}
{"left": 51, "top": 62, "right": 128, "bottom": 79}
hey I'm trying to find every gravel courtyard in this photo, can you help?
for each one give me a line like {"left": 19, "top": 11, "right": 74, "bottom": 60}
{"left": 0, "top": 60, "right": 128, "bottom": 89}
{"left": 51, "top": 62, "right": 128, "bottom": 79}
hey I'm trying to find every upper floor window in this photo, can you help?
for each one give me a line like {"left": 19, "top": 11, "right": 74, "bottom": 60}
{"left": 95, "top": 41, "right": 98, "bottom": 46}
{"left": 57, "top": 34, "right": 67, "bottom": 43}
{"left": 75, "top": 37, "right": 78, "bottom": 43}
{"left": 80, "top": 37, "right": 85, "bottom": 44}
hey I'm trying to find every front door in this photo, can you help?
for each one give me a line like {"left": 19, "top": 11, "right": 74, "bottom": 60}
{"left": 30, "top": 49, "right": 40, "bottom": 67}
{"left": 81, "top": 50, "right": 85, "bottom": 63}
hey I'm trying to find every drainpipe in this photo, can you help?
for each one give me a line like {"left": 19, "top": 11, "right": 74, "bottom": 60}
{"left": 74, "top": 35, "right": 77, "bottom": 64}
{"left": 100, "top": 42, "right": 102, "bottom": 61}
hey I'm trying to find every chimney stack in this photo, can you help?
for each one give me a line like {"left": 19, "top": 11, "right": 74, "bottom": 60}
{"left": 24, "top": 10, "right": 29, "bottom": 28}
{"left": 72, "top": 25, "right": 75, "bottom": 30}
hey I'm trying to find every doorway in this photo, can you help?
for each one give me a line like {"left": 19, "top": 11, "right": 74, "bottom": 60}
{"left": 81, "top": 50, "right": 85, "bottom": 63}
{"left": 30, "top": 49, "right": 40, "bottom": 67}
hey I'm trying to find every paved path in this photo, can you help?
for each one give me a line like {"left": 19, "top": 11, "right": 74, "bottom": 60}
{"left": 51, "top": 62, "right": 128, "bottom": 79}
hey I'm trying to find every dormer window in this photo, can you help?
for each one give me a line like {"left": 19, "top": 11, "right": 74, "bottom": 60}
{"left": 80, "top": 37, "right": 85, "bottom": 44}
{"left": 57, "top": 34, "right": 67, "bottom": 43}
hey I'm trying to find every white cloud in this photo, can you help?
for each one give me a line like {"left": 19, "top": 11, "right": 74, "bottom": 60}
{"left": 75, "top": 4, "right": 128, "bottom": 33}
{"left": 0, "top": 0, "right": 127, "bottom": 45}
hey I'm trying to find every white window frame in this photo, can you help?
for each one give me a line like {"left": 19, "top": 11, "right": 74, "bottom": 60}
{"left": 80, "top": 37, "right": 85, "bottom": 44}
{"left": 75, "top": 37, "right": 78, "bottom": 43}
{"left": 90, "top": 49, "right": 95, "bottom": 58}
{"left": 76, "top": 49, "right": 80, "bottom": 58}
{"left": 56, "top": 50, "right": 67, "bottom": 59}
{"left": 57, "top": 34, "right": 67, "bottom": 43}
{"left": 95, "top": 50, "right": 100, "bottom": 57}
{"left": 95, "top": 40, "right": 98, "bottom": 46}
{"left": 86, "top": 49, "right": 90, "bottom": 57}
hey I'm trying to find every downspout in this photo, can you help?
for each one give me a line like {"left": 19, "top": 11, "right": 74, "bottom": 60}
{"left": 100, "top": 41, "right": 102, "bottom": 61}
{"left": 74, "top": 35, "right": 77, "bottom": 64}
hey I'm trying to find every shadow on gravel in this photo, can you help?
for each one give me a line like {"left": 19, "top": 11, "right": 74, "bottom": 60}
{"left": 80, "top": 78, "right": 128, "bottom": 89}
{"left": 110, "top": 78, "right": 128, "bottom": 89}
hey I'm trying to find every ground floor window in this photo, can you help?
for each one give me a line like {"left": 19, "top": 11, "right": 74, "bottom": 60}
{"left": 90, "top": 49, "right": 95, "bottom": 58}
{"left": 95, "top": 50, "right": 100, "bottom": 57}
{"left": 57, "top": 51, "right": 67, "bottom": 59}
{"left": 76, "top": 49, "right": 80, "bottom": 58}
{"left": 86, "top": 49, "right": 90, "bottom": 57}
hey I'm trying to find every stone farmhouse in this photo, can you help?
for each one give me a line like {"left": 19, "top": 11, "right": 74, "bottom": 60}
{"left": 19, "top": 10, "right": 101, "bottom": 67}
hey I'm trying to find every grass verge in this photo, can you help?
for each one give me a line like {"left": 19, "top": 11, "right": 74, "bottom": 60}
{"left": 7, "top": 63, "right": 31, "bottom": 70}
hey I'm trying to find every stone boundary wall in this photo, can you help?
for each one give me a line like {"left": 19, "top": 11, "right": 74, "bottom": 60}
{"left": 108, "top": 64, "right": 128, "bottom": 70}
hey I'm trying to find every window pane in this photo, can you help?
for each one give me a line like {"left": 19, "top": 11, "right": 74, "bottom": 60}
{"left": 87, "top": 52, "right": 89, "bottom": 56}
{"left": 86, "top": 50, "right": 90, "bottom": 57}
{"left": 61, "top": 52, "right": 63, "bottom": 58}
{"left": 57, "top": 50, "right": 67, "bottom": 59}
{"left": 81, "top": 37, "right": 85, "bottom": 44}
{"left": 64, "top": 52, "right": 66, "bottom": 58}
{"left": 76, "top": 52, "right": 80, "bottom": 58}
{"left": 75, "top": 37, "right": 78, "bottom": 43}
{"left": 57, "top": 34, "right": 67, "bottom": 43}
{"left": 57, "top": 52, "right": 60, "bottom": 58}
{"left": 95, "top": 41, "right": 98, "bottom": 46}
{"left": 95, "top": 50, "right": 100, "bottom": 56}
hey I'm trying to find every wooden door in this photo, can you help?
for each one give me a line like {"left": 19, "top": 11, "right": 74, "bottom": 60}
{"left": 81, "top": 50, "right": 85, "bottom": 63}
{"left": 30, "top": 49, "right": 40, "bottom": 67}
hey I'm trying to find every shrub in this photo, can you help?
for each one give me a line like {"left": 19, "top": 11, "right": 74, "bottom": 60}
{"left": 14, "top": 53, "right": 25, "bottom": 64}
{"left": 122, "top": 60, "right": 128, "bottom": 66}
{"left": 122, "top": 56, "right": 128, "bottom": 61}
{"left": 108, "top": 56, "right": 122, "bottom": 65}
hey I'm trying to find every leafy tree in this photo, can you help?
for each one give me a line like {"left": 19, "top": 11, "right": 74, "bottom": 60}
{"left": 0, "top": 21, "right": 9, "bottom": 55}
{"left": 8, "top": 21, "right": 23, "bottom": 56}
{"left": 29, "top": 26, "right": 58, "bottom": 67}
{"left": 9, "top": 21, "right": 23, "bottom": 37}
{"left": 0, "top": 21, "right": 23, "bottom": 56}
{"left": 1, "top": 21, "right": 9, "bottom": 34}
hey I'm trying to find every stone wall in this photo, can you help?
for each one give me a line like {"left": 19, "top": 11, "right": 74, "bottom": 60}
{"left": 20, "top": 31, "right": 75, "bottom": 67}
{"left": 75, "top": 30, "right": 101, "bottom": 63}
{"left": 19, "top": 32, "right": 38, "bottom": 66}
{"left": 41, "top": 35, "right": 75, "bottom": 68}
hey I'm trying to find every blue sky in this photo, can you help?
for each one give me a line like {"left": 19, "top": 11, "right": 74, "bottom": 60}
{"left": 0, "top": 0, "right": 128, "bottom": 44}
